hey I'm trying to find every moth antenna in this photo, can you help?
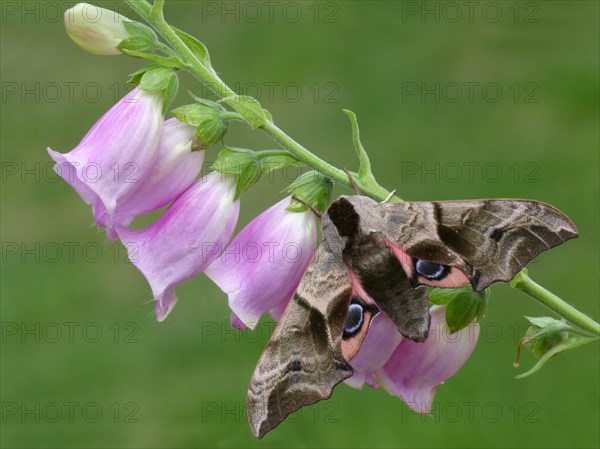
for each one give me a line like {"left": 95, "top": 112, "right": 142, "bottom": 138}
{"left": 342, "top": 167, "right": 362, "bottom": 194}
{"left": 381, "top": 190, "right": 397, "bottom": 203}
{"left": 291, "top": 195, "right": 323, "bottom": 218}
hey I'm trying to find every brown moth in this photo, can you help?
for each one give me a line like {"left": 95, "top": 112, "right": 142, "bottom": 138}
{"left": 246, "top": 195, "right": 578, "bottom": 437}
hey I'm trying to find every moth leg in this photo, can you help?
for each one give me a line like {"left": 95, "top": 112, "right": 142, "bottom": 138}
{"left": 291, "top": 194, "right": 323, "bottom": 218}
{"left": 381, "top": 190, "right": 397, "bottom": 204}
{"left": 342, "top": 167, "right": 362, "bottom": 195}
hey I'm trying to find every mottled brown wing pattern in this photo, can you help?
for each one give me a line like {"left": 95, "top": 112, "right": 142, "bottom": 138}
{"left": 380, "top": 200, "right": 578, "bottom": 291}
{"left": 342, "top": 228, "right": 431, "bottom": 343}
{"left": 246, "top": 242, "right": 353, "bottom": 438}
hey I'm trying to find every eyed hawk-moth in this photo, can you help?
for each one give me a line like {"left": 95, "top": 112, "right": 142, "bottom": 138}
{"left": 246, "top": 195, "right": 578, "bottom": 437}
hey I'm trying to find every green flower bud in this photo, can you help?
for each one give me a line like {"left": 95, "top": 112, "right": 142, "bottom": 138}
{"left": 193, "top": 118, "right": 229, "bottom": 150}
{"left": 64, "top": 3, "right": 131, "bottom": 55}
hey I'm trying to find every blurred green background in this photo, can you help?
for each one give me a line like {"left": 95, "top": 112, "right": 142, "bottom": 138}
{"left": 1, "top": 1, "right": 598, "bottom": 448}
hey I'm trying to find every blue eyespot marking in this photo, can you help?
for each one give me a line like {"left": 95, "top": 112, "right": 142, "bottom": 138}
{"left": 415, "top": 259, "right": 450, "bottom": 281}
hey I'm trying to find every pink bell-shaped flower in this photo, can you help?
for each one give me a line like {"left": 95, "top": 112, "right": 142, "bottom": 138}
{"left": 205, "top": 196, "right": 317, "bottom": 329}
{"left": 48, "top": 87, "right": 163, "bottom": 237}
{"left": 345, "top": 311, "right": 403, "bottom": 389}
{"left": 378, "top": 305, "right": 480, "bottom": 413}
{"left": 117, "top": 172, "right": 240, "bottom": 321}
{"left": 109, "top": 118, "right": 203, "bottom": 231}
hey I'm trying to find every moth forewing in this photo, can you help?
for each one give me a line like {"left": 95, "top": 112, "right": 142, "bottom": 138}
{"left": 378, "top": 199, "right": 578, "bottom": 291}
{"left": 246, "top": 243, "right": 354, "bottom": 438}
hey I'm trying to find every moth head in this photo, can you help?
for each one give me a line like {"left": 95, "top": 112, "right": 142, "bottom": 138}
{"left": 322, "top": 195, "right": 381, "bottom": 252}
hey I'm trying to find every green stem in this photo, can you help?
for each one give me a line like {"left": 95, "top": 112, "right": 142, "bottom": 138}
{"left": 125, "top": 0, "right": 599, "bottom": 337}
{"left": 512, "top": 270, "right": 600, "bottom": 336}
{"left": 125, "top": 0, "right": 393, "bottom": 201}
{"left": 254, "top": 149, "right": 299, "bottom": 161}
{"left": 262, "top": 121, "right": 393, "bottom": 201}
{"left": 150, "top": 0, "right": 165, "bottom": 18}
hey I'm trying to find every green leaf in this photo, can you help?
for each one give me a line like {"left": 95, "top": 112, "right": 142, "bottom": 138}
{"left": 221, "top": 95, "right": 269, "bottom": 129}
{"left": 124, "top": 21, "right": 158, "bottom": 41}
{"left": 446, "top": 292, "right": 479, "bottom": 334}
{"left": 343, "top": 109, "right": 373, "bottom": 181}
{"left": 212, "top": 148, "right": 303, "bottom": 199}
{"left": 262, "top": 108, "right": 274, "bottom": 123}
{"left": 526, "top": 316, "right": 568, "bottom": 329}
{"left": 513, "top": 315, "right": 599, "bottom": 378}
{"left": 515, "top": 334, "right": 598, "bottom": 379}
{"left": 428, "top": 286, "right": 468, "bottom": 305}
{"left": 172, "top": 26, "right": 211, "bottom": 68}
{"left": 431, "top": 285, "right": 488, "bottom": 333}
{"left": 476, "top": 288, "right": 490, "bottom": 322}
{"left": 188, "top": 91, "right": 220, "bottom": 107}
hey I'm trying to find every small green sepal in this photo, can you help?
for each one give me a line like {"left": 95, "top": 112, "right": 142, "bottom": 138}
{"left": 127, "top": 65, "right": 162, "bottom": 85}
{"left": 212, "top": 148, "right": 302, "bottom": 199}
{"left": 172, "top": 26, "right": 212, "bottom": 68}
{"left": 117, "top": 21, "right": 159, "bottom": 53}
{"left": 172, "top": 100, "right": 230, "bottom": 149}
{"left": 284, "top": 171, "right": 333, "bottom": 213}
{"left": 138, "top": 67, "right": 179, "bottom": 113}
{"left": 212, "top": 148, "right": 262, "bottom": 198}
{"left": 429, "top": 285, "right": 489, "bottom": 333}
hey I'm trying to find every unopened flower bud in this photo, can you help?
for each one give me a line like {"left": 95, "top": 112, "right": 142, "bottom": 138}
{"left": 64, "top": 3, "right": 130, "bottom": 55}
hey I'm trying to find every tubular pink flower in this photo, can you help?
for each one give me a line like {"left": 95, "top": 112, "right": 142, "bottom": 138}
{"left": 345, "top": 311, "right": 403, "bottom": 389}
{"left": 110, "top": 118, "right": 203, "bottom": 229}
{"left": 48, "top": 88, "right": 163, "bottom": 237}
{"left": 378, "top": 305, "right": 479, "bottom": 413}
{"left": 117, "top": 172, "right": 239, "bottom": 321}
{"left": 205, "top": 196, "right": 317, "bottom": 329}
